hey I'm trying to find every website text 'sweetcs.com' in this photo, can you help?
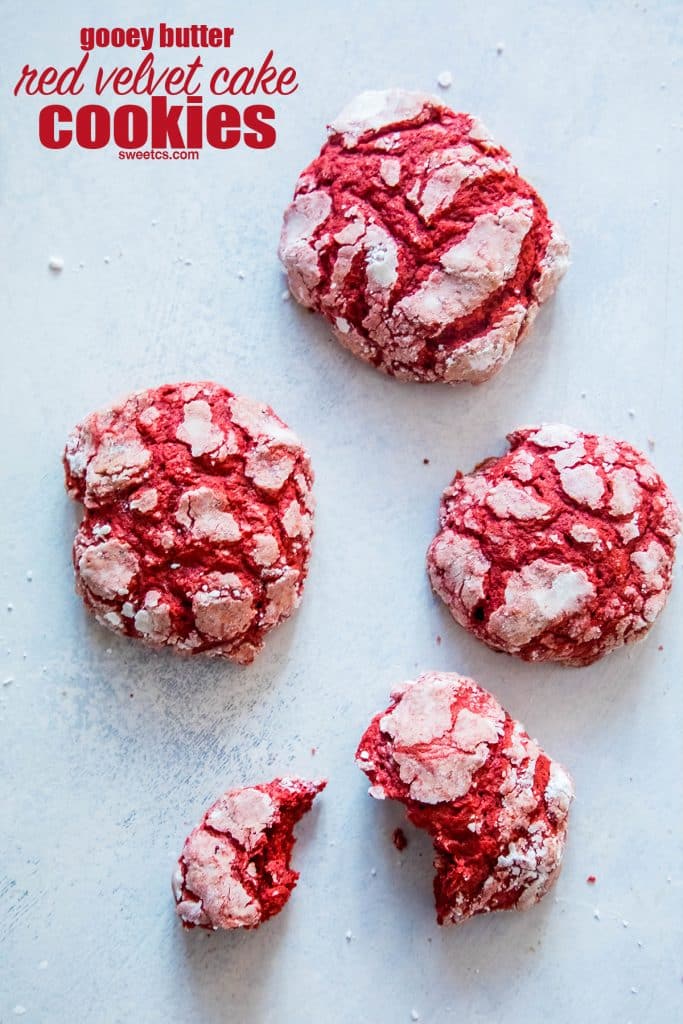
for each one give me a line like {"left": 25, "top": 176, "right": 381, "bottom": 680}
{"left": 118, "top": 149, "right": 199, "bottom": 160}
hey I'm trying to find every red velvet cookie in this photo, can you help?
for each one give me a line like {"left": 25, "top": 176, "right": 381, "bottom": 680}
{"left": 279, "top": 88, "right": 569, "bottom": 384}
{"left": 357, "top": 672, "right": 573, "bottom": 925}
{"left": 173, "top": 777, "right": 326, "bottom": 930}
{"left": 427, "top": 425, "right": 680, "bottom": 666}
{"left": 64, "top": 382, "right": 314, "bottom": 663}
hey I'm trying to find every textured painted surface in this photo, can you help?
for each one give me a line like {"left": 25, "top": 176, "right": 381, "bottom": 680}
{"left": 1, "top": 2, "right": 682, "bottom": 1023}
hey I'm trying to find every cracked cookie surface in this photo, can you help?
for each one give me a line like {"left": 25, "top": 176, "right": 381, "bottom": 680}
{"left": 357, "top": 671, "right": 573, "bottom": 925}
{"left": 64, "top": 382, "right": 314, "bottom": 662}
{"left": 279, "top": 88, "right": 569, "bottom": 384}
{"left": 173, "top": 777, "right": 326, "bottom": 930}
{"left": 427, "top": 424, "right": 680, "bottom": 665}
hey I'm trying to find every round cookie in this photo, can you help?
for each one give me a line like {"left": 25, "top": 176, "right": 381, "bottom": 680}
{"left": 279, "top": 88, "right": 569, "bottom": 384}
{"left": 173, "top": 777, "right": 326, "bottom": 930}
{"left": 357, "top": 671, "right": 574, "bottom": 925}
{"left": 427, "top": 424, "right": 681, "bottom": 666}
{"left": 64, "top": 382, "right": 314, "bottom": 663}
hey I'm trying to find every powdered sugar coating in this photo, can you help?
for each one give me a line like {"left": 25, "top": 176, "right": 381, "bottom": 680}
{"left": 427, "top": 424, "right": 680, "bottom": 665}
{"left": 174, "top": 777, "right": 326, "bottom": 930}
{"left": 64, "top": 382, "right": 314, "bottom": 663}
{"left": 279, "top": 89, "right": 569, "bottom": 384}
{"left": 356, "top": 672, "right": 574, "bottom": 925}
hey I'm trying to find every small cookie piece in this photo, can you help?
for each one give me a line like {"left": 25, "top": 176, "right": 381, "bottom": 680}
{"left": 356, "top": 672, "right": 573, "bottom": 925}
{"left": 279, "top": 88, "right": 569, "bottom": 384}
{"left": 173, "top": 777, "right": 326, "bottom": 930}
{"left": 64, "top": 382, "right": 314, "bottom": 663}
{"left": 427, "top": 425, "right": 680, "bottom": 666}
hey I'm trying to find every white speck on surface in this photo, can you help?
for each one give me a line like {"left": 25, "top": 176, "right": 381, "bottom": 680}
{"left": 48, "top": 257, "right": 64, "bottom": 272}
{"left": 437, "top": 70, "right": 452, "bottom": 88}
{"left": 281, "top": 290, "right": 290, "bottom": 301}
{"left": 622, "top": 920, "right": 629, "bottom": 927}
{"left": 593, "top": 908, "right": 601, "bottom": 920}
{"left": 26, "top": 571, "right": 33, "bottom": 581}
{"left": 3, "top": 677, "right": 14, "bottom": 686}
{"left": 411, "top": 1012, "right": 420, "bottom": 1022}
{"left": 13, "top": 1008, "right": 26, "bottom": 1017}
{"left": 345, "top": 930, "right": 353, "bottom": 941}
{"left": 628, "top": 409, "right": 635, "bottom": 418}
{"left": 631, "top": 987, "right": 639, "bottom": 995}
{"left": 38, "top": 960, "right": 48, "bottom": 970}
{"left": 6, "top": 603, "right": 13, "bottom": 612}
{"left": 237, "top": 270, "right": 245, "bottom": 279}
{"left": 104, "top": 256, "right": 110, "bottom": 264}
{"left": 496, "top": 41, "right": 504, "bottom": 53}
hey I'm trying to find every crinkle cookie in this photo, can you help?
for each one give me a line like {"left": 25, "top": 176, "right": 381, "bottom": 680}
{"left": 63, "top": 382, "right": 314, "bottom": 663}
{"left": 279, "top": 88, "right": 569, "bottom": 384}
{"left": 356, "top": 671, "right": 573, "bottom": 925}
{"left": 173, "top": 777, "right": 326, "bottom": 930}
{"left": 427, "top": 424, "right": 681, "bottom": 666}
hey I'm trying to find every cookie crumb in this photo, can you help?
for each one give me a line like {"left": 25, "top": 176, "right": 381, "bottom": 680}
{"left": 437, "top": 70, "right": 452, "bottom": 89}
{"left": 393, "top": 827, "right": 408, "bottom": 851}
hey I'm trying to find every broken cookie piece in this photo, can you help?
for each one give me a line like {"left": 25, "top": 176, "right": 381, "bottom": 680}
{"left": 173, "top": 777, "right": 326, "bottom": 930}
{"left": 427, "top": 425, "right": 681, "bottom": 665}
{"left": 357, "top": 671, "right": 573, "bottom": 925}
{"left": 63, "top": 382, "right": 314, "bottom": 663}
{"left": 279, "top": 88, "right": 569, "bottom": 384}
